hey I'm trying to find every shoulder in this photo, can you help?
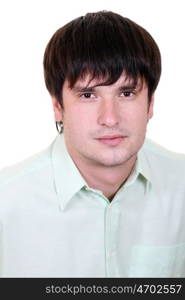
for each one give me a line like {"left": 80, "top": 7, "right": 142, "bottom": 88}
{"left": 0, "top": 144, "right": 52, "bottom": 191}
{"left": 143, "top": 139, "right": 185, "bottom": 163}
{"left": 142, "top": 139, "right": 185, "bottom": 183}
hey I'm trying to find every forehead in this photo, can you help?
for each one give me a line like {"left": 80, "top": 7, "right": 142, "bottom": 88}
{"left": 64, "top": 72, "right": 146, "bottom": 91}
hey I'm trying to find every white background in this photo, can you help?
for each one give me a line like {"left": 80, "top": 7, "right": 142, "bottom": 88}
{"left": 0, "top": 0, "right": 185, "bottom": 168}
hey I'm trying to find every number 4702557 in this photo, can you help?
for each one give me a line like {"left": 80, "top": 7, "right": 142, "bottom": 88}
{"left": 136, "top": 284, "right": 182, "bottom": 294}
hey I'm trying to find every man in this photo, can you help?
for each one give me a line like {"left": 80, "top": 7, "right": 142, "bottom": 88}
{"left": 0, "top": 10, "right": 185, "bottom": 278}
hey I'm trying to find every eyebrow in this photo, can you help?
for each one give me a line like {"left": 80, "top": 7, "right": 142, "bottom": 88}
{"left": 71, "top": 82, "right": 139, "bottom": 93}
{"left": 118, "top": 84, "right": 138, "bottom": 91}
{"left": 72, "top": 86, "right": 97, "bottom": 93}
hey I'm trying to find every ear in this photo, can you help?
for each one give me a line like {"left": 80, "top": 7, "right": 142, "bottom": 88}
{"left": 51, "top": 97, "right": 63, "bottom": 121}
{"left": 147, "top": 94, "right": 155, "bottom": 120}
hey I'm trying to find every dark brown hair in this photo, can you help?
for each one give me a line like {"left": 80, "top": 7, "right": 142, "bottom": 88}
{"left": 43, "top": 11, "right": 161, "bottom": 106}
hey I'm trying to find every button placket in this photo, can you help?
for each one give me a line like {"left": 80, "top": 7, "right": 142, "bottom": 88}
{"left": 104, "top": 202, "right": 119, "bottom": 277}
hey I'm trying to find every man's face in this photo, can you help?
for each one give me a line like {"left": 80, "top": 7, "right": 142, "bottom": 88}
{"left": 52, "top": 73, "right": 154, "bottom": 168}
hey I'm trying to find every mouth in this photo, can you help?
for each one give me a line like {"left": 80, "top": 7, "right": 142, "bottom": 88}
{"left": 96, "top": 135, "right": 127, "bottom": 146}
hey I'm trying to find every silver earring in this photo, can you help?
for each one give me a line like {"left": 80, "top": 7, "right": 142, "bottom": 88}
{"left": 56, "top": 121, "right": 63, "bottom": 134}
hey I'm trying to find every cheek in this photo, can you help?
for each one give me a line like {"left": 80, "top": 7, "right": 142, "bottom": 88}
{"left": 124, "top": 105, "right": 148, "bottom": 132}
{"left": 63, "top": 107, "right": 95, "bottom": 131}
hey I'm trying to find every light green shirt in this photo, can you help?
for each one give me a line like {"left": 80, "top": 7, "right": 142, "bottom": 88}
{"left": 0, "top": 134, "right": 185, "bottom": 277}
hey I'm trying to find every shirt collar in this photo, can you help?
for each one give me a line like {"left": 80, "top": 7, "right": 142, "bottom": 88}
{"left": 51, "top": 135, "right": 153, "bottom": 209}
{"left": 51, "top": 134, "right": 87, "bottom": 210}
{"left": 120, "top": 140, "right": 153, "bottom": 189}
{"left": 137, "top": 141, "right": 153, "bottom": 184}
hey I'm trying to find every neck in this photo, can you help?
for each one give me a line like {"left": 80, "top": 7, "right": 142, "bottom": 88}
{"left": 72, "top": 155, "right": 137, "bottom": 201}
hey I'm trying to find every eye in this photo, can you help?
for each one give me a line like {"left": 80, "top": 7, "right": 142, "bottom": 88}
{"left": 121, "top": 91, "right": 134, "bottom": 97}
{"left": 80, "top": 93, "right": 96, "bottom": 99}
{"left": 83, "top": 93, "right": 92, "bottom": 98}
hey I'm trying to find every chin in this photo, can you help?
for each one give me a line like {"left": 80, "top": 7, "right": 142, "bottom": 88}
{"left": 94, "top": 152, "right": 134, "bottom": 167}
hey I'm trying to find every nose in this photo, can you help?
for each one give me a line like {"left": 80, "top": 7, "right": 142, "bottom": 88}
{"left": 97, "top": 99, "right": 120, "bottom": 128}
